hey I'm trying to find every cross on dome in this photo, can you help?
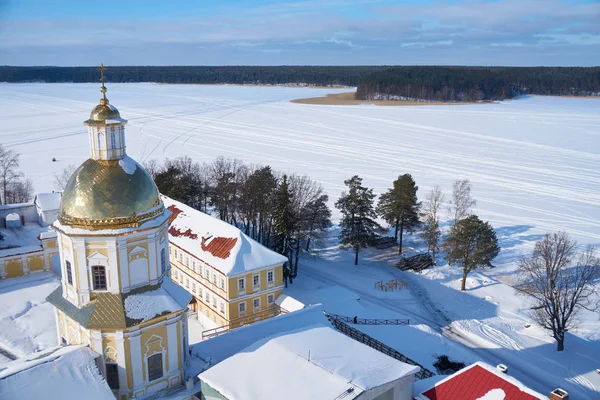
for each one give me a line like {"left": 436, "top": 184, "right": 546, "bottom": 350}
{"left": 98, "top": 63, "right": 108, "bottom": 104}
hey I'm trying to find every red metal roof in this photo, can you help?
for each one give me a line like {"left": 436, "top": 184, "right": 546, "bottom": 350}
{"left": 167, "top": 205, "right": 184, "bottom": 226}
{"left": 419, "top": 364, "right": 542, "bottom": 400}
{"left": 201, "top": 236, "right": 238, "bottom": 259}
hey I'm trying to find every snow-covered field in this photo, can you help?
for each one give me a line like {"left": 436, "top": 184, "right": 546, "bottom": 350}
{"left": 2, "top": 83, "right": 599, "bottom": 254}
{"left": 1, "top": 84, "right": 599, "bottom": 397}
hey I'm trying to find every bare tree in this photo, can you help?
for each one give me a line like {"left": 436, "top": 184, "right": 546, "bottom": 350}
{"left": 421, "top": 185, "right": 444, "bottom": 262}
{"left": 6, "top": 178, "right": 34, "bottom": 204}
{"left": 448, "top": 179, "right": 476, "bottom": 224}
{"left": 54, "top": 164, "right": 77, "bottom": 191}
{"left": 516, "top": 232, "right": 600, "bottom": 351}
{"left": 0, "top": 146, "right": 21, "bottom": 205}
{"left": 141, "top": 159, "right": 159, "bottom": 180}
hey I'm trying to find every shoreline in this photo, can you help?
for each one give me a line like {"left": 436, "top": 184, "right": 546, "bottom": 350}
{"left": 290, "top": 92, "right": 480, "bottom": 106}
{"left": 291, "top": 92, "right": 600, "bottom": 106}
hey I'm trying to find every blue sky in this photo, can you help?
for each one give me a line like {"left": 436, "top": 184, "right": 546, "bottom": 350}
{"left": 1, "top": 0, "right": 599, "bottom": 66}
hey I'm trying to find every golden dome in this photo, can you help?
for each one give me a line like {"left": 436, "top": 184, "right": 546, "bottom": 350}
{"left": 59, "top": 157, "right": 163, "bottom": 230}
{"left": 87, "top": 103, "right": 122, "bottom": 123}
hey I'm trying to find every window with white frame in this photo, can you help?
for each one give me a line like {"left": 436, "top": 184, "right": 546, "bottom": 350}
{"left": 199, "top": 287, "right": 203, "bottom": 298}
{"left": 212, "top": 272, "right": 217, "bottom": 285}
{"left": 160, "top": 249, "right": 166, "bottom": 275}
{"left": 268, "top": 294, "right": 274, "bottom": 304}
{"left": 185, "top": 256, "right": 189, "bottom": 267}
{"left": 198, "top": 263, "right": 203, "bottom": 275}
{"left": 205, "top": 290, "right": 209, "bottom": 302}
{"left": 239, "top": 302, "right": 246, "bottom": 313}
{"left": 92, "top": 266, "right": 107, "bottom": 290}
{"left": 253, "top": 274, "right": 260, "bottom": 288}
{"left": 192, "top": 260, "right": 196, "bottom": 271}
{"left": 179, "top": 252, "right": 183, "bottom": 262}
{"left": 220, "top": 301, "right": 225, "bottom": 314}
{"left": 205, "top": 268, "right": 210, "bottom": 280}
{"left": 267, "top": 270, "right": 274, "bottom": 284}
{"left": 174, "top": 249, "right": 178, "bottom": 259}
{"left": 220, "top": 278, "right": 225, "bottom": 290}
{"left": 212, "top": 295, "right": 216, "bottom": 308}
{"left": 238, "top": 278, "right": 245, "bottom": 291}
{"left": 253, "top": 298, "right": 260, "bottom": 309}
{"left": 174, "top": 269, "right": 179, "bottom": 281}
{"left": 65, "top": 260, "right": 73, "bottom": 285}
{"left": 186, "top": 278, "right": 189, "bottom": 289}
{"left": 191, "top": 283, "right": 196, "bottom": 294}
{"left": 147, "top": 353, "right": 163, "bottom": 381}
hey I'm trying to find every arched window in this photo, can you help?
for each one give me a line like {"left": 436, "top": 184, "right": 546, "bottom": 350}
{"left": 147, "top": 353, "right": 163, "bottom": 381}
{"left": 106, "top": 363, "right": 119, "bottom": 389}
{"left": 92, "top": 265, "right": 107, "bottom": 290}
{"left": 160, "top": 248, "right": 166, "bottom": 275}
{"left": 110, "top": 129, "right": 117, "bottom": 148}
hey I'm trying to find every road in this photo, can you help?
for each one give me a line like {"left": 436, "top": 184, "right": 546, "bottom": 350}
{"left": 299, "top": 262, "right": 600, "bottom": 399}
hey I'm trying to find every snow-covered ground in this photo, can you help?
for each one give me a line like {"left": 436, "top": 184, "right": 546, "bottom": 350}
{"left": 1, "top": 84, "right": 599, "bottom": 397}
{"left": 0, "top": 272, "right": 60, "bottom": 367}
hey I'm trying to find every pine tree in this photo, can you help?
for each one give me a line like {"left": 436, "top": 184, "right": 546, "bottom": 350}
{"left": 443, "top": 215, "right": 500, "bottom": 291}
{"left": 335, "top": 175, "right": 380, "bottom": 265}
{"left": 273, "top": 175, "right": 297, "bottom": 284}
{"left": 376, "top": 174, "right": 421, "bottom": 254}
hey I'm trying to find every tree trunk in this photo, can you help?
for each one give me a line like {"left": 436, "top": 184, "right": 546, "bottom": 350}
{"left": 354, "top": 246, "right": 359, "bottom": 265}
{"left": 394, "top": 219, "right": 399, "bottom": 240}
{"left": 557, "top": 337, "right": 564, "bottom": 352}
{"left": 294, "top": 239, "right": 300, "bottom": 276}
{"left": 305, "top": 237, "right": 311, "bottom": 251}
{"left": 398, "top": 220, "right": 404, "bottom": 255}
{"left": 461, "top": 268, "right": 468, "bottom": 291}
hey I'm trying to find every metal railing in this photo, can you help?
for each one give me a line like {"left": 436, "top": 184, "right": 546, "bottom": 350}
{"left": 326, "top": 312, "right": 409, "bottom": 326}
{"left": 201, "top": 307, "right": 284, "bottom": 340}
{"left": 327, "top": 317, "right": 435, "bottom": 380}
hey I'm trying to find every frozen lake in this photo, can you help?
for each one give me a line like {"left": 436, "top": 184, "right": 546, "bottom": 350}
{"left": 1, "top": 83, "right": 599, "bottom": 259}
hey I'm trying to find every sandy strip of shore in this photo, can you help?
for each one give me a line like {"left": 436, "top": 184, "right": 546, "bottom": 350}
{"left": 290, "top": 92, "right": 478, "bottom": 106}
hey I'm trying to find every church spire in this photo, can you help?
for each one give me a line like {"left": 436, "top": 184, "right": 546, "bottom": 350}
{"left": 98, "top": 63, "right": 109, "bottom": 105}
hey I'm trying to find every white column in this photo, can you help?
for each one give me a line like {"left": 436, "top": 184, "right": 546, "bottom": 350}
{"left": 73, "top": 238, "right": 90, "bottom": 305}
{"left": 118, "top": 241, "right": 130, "bottom": 292}
{"left": 54, "top": 308, "right": 62, "bottom": 345}
{"left": 166, "top": 316, "right": 180, "bottom": 374}
{"left": 128, "top": 329, "right": 144, "bottom": 387}
{"left": 91, "top": 330, "right": 105, "bottom": 375}
{"left": 114, "top": 331, "right": 129, "bottom": 391}
{"left": 107, "top": 240, "right": 120, "bottom": 294}
{"left": 147, "top": 233, "right": 158, "bottom": 284}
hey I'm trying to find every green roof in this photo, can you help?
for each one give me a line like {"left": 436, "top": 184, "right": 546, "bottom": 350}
{"left": 47, "top": 281, "right": 190, "bottom": 330}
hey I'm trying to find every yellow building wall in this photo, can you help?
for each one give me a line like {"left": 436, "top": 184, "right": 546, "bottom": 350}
{"left": 5, "top": 259, "right": 23, "bottom": 278}
{"left": 28, "top": 256, "right": 43, "bottom": 271}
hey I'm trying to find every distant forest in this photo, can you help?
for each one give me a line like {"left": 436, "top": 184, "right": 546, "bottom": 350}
{"left": 1, "top": 65, "right": 599, "bottom": 102}
{"left": 356, "top": 66, "right": 600, "bottom": 102}
{"left": 0, "top": 66, "right": 387, "bottom": 87}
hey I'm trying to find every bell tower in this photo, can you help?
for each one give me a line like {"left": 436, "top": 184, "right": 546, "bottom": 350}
{"left": 86, "top": 64, "right": 127, "bottom": 161}
{"left": 47, "top": 65, "right": 191, "bottom": 400}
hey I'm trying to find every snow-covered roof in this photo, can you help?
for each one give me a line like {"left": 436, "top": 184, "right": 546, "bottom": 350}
{"left": 191, "top": 305, "right": 328, "bottom": 373}
{"left": 162, "top": 196, "right": 287, "bottom": 276}
{"left": 275, "top": 293, "right": 305, "bottom": 312}
{"left": 39, "top": 230, "right": 57, "bottom": 240}
{"left": 124, "top": 277, "right": 192, "bottom": 322}
{"left": 34, "top": 192, "right": 62, "bottom": 211}
{"left": 416, "top": 362, "right": 546, "bottom": 400}
{"left": 0, "top": 345, "right": 114, "bottom": 400}
{"left": 0, "top": 245, "right": 42, "bottom": 258}
{"left": 199, "top": 323, "right": 420, "bottom": 400}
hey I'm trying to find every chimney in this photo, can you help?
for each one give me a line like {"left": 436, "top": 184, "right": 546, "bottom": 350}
{"left": 496, "top": 364, "right": 508, "bottom": 374}
{"left": 550, "top": 388, "right": 569, "bottom": 400}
